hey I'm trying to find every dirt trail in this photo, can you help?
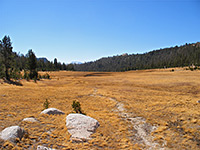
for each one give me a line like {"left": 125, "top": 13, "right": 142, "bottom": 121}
{"left": 90, "top": 88, "right": 167, "bottom": 150}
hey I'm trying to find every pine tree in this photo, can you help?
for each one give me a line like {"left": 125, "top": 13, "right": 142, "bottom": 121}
{"left": 0, "top": 36, "right": 13, "bottom": 80}
{"left": 54, "top": 58, "right": 58, "bottom": 70}
{"left": 27, "top": 49, "right": 38, "bottom": 79}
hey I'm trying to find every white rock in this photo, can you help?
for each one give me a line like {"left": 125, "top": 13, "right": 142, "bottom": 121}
{"left": 0, "top": 126, "right": 25, "bottom": 143}
{"left": 22, "top": 117, "right": 38, "bottom": 122}
{"left": 40, "top": 108, "right": 65, "bottom": 115}
{"left": 66, "top": 113, "right": 100, "bottom": 141}
{"left": 37, "top": 145, "right": 57, "bottom": 150}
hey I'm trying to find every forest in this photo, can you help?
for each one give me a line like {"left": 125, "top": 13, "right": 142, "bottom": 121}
{"left": 0, "top": 35, "right": 74, "bottom": 80}
{"left": 1, "top": 35, "right": 200, "bottom": 81}
{"left": 75, "top": 42, "right": 200, "bottom": 71}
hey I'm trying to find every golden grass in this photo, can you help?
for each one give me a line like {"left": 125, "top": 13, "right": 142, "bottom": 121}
{"left": 0, "top": 68, "right": 200, "bottom": 149}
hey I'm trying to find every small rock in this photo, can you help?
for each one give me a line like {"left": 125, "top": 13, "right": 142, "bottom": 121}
{"left": 66, "top": 113, "right": 100, "bottom": 141}
{"left": 0, "top": 126, "right": 25, "bottom": 143}
{"left": 37, "top": 145, "right": 57, "bottom": 150}
{"left": 22, "top": 117, "right": 38, "bottom": 122}
{"left": 197, "top": 100, "right": 200, "bottom": 103}
{"left": 40, "top": 108, "right": 65, "bottom": 115}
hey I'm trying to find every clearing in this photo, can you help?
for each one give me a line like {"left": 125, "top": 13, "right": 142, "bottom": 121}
{"left": 0, "top": 68, "right": 200, "bottom": 149}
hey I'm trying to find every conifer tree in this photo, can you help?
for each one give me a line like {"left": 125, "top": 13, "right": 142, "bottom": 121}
{"left": 54, "top": 58, "right": 58, "bottom": 70}
{"left": 27, "top": 49, "right": 38, "bottom": 79}
{"left": 0, "top": 36, "right": 13, "bottom": 80}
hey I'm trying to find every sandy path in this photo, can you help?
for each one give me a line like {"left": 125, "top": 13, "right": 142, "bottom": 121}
{"left": 90, "top": 88, "right": 167, "bottom": 150}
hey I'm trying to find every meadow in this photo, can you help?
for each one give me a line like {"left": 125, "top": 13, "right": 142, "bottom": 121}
{"left": 0, "top": 68, "right": 200, "bottom": 149}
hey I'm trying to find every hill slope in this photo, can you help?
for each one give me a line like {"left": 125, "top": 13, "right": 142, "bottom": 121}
{"left": 75, "top": 42, "right": 200, "bottom": 71}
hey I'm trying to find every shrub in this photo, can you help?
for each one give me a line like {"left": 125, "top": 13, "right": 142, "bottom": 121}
{"left": 0, "top": 70, "right": 4, "bottom": 78}
{"left": 23, "top": 70, "right": 30, "bottom": 81}
{"left": 43, "top": 99, "right": 50, "bottom": 109}
{"left": 38, "top": 74, "right": 42, "bottom": 79}
{"left": 0, "top": 64, "right": 4, "bottom": 78}
{"left": 46, "top": 73, "right": 50, "bottom": 79}
{"left": 189, "top": 67, "right": 194, "bottom": 71}
{"left": 42, "top": 73, "right": 50, "bottom": 79}
{"left": 34, "top": 76, "right": 37, "bottom": 83}
{"left": 29, "top": 70, "right": 38, "bottom": 79}
{"left": 10, "top": 69, "right": 22, "bottom": 80}
{"left": 72, "top": 100, "right": 85, "bottom": 115}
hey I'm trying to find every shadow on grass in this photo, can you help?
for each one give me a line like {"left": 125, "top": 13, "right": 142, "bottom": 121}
{"left": 84, "top": 72, "right": 112, "bottom": 77}
{"left": 3, "top": 78, "right": 23, "bottom": 86}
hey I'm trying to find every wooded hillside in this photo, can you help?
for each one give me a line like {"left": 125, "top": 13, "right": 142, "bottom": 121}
{"left": 75, "top": 42, "right": 200, "bottom": 71}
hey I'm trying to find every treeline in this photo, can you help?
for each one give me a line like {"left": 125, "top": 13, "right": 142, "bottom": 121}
{"left": 13, "top": 51, "right": 74, "bottom": 72}
{"left": 0, "top": 35, "right": 74, "bottom": 80}
{"left": 75, "top": 42, "right": 200, "bottom": 71}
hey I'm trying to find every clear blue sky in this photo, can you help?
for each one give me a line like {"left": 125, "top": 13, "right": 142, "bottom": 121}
{"left": 1, "top": 0, "right": 200, "bottom": 63}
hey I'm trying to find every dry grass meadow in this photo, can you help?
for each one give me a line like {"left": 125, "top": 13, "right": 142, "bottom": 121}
{"left": 0, "top": 68, "right": 200, "bottom": 149}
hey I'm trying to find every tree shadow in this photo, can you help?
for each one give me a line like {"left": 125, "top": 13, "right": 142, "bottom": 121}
{"left": 3, "top": 78, "right": 23, "bottom": 86}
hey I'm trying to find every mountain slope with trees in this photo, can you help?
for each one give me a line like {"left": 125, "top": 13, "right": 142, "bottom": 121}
{"left": 75, "top": 42, "right": 200, "bottom": 71}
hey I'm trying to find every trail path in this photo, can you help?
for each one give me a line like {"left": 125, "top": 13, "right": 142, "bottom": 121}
{"left": 90, "top": 88, "right": 167, "bottom": 150}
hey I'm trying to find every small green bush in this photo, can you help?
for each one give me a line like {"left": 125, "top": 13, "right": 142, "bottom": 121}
{"left": 46, "top": 73, "right": 50, "bottom": 79}
{"left": 43, "top": 99, "right": 50, "bottom": 109}
{"left": 34, "top": 76, "right": 37, "bottom": 83}
{"left": 72, "top": 100, "right": 85, "bottom": 115}
{"left": 189, "top": 67, "right": 194, "bottom": 71}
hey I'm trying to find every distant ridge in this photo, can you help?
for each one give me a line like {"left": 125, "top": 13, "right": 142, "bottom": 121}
{"left": 37, "top": 57, "right": 48, "bottom": 63}
{"left": 74, "top": 42, "right": 200, "bottom": 72}
{"left": 71, "top": 61, "right": 82, "bottom": 64}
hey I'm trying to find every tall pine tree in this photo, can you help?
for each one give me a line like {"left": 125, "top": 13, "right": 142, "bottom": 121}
{"left": 54, "top": 58, "right": 58, "bottom": 70}
{"left": 0, "top": 36, "right": 13, "bottom": 80}
{"left": 27, "top": 49, "right": 38, "bottom": 79}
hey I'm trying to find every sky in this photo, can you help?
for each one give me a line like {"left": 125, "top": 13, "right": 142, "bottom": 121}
{"left": 1, "top": 0, "right": 200, "bottom": 64}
